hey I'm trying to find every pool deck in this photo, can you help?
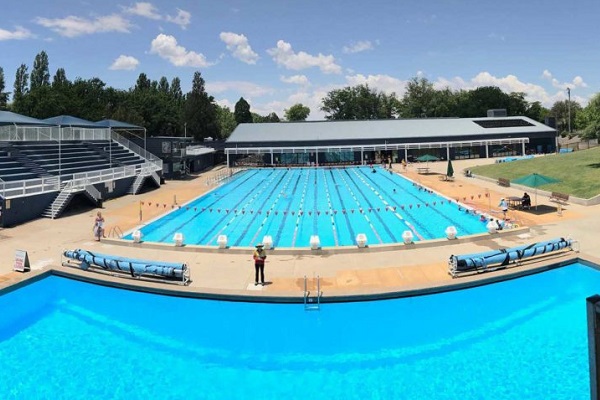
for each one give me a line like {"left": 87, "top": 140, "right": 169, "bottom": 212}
{"left": 1, "top": 158, "right": 598, "bottom": 300}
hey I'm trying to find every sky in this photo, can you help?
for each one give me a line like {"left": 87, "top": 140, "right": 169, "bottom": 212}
{"left": 0, "top": 0, "right": 598, "bottom": 120}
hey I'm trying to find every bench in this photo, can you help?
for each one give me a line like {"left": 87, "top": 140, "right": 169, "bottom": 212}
{"left": 550, "top": 192, "right": 569, "bottom": 204}
{"left": 497, "top": 178, "right": 510, "bottom": 187}
{"left": 417, "top": 167, "right": 430, "bottom": 174}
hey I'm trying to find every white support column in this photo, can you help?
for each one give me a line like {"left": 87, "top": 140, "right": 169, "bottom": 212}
{"left": 226, "top": 150, "right": 230, "bottom": 167}
{"left": 360, "top": 148, "right": 364, "bottom": 165}
{"left": 446, "top": 145, "right": 450, "bottom": 160}
{"left": 522, "top": 141, "right": 526, "bottom": 155}
{"left": 316, "top": 149, "right": 319, "bottom": 166}
{"left": 404, "top": 148, "right": 408, "bottom": 162}
{"left": 485, "top": 143, "right": 489, "bottom": 158}
{"left": 270, "top": 149, "right": 274, "bottom": 165}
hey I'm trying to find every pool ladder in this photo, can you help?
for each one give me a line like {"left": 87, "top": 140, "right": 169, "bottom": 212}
{"left": 303, "top": 275, "right": 322, "bottom": 311}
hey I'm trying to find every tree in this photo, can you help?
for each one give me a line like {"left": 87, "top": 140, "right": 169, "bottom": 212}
{"left": 134, "top": 73, "right": 151, "bottom": 92}
{"left": 215, "top": 105, "right": 237, "bottom": 139}
{"left": 524, "top": 101, "right": 548, "bottom": 122}
{"left": 399, "top": 77, "right": 437, "bottom": 118}
{"left": 30, "top": 50, "right": 50, "bottom": 90}
{"left": 321, "top": 84, "right": 399, "bottom": 120}
{"left": 184, "top": 71, "right": 219, "bottom": 140}
{"left": 158, "top": 76, "right": 170, "bottom": 93}
{"left": 577, "top": 93, "right": 600, "bottom": 140}
{"left": 170, "top": 77, "right": 183, "bottom": 101}
{"left": 285, "top": 103, "right": 310, "bottom": 121}
{"left": 0, "top": 67, "right": 9, "bottom": 110}
{"left": 550, "top": 99, "right": 582, "bottom": 136}
{"left": 12, "top": 64, "right": 29, "bottom": 113}
{"left": 234, "top": 97, "right": 252, "bottom": 124}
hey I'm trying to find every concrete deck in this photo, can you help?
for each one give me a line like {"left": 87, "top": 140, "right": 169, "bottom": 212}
{"left": 1, "top": 158, "right": 597, "bottom": 300}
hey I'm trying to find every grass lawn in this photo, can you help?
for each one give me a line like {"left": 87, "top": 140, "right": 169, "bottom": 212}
{"left": 470, "top": 147, "right": 600, "bottom": 199}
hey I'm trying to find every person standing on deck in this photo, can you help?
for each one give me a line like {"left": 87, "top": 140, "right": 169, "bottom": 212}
{"left": 253, "top": 243, "right": 267, "bottom": 286}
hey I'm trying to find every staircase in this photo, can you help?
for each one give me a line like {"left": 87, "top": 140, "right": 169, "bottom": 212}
{"left": 128, "top": 168, "right": 161, "bottom": 195}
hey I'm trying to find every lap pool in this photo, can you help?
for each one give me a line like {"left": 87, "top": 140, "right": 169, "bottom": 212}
{"left": 0, "top": 262, "right": 596, "bottom": 399}
{"left": 123, "top": 166, "right": 488, "bottom": 248}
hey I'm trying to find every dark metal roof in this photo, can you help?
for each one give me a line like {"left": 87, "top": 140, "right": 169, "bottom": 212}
{"left": 227, "top": 117, "right": 555, "bottom": 143}
{"left": 95, "top": 119, "right": 144, "bottom": 130}
{"left": 42, "top": 115, "right": 101, "bottom": 128}
{"left": 0, "top": 111, "right": 53, "bottom": 126}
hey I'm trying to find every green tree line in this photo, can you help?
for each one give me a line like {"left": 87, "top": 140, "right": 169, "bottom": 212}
{"left": 1, "top": 51, "right": 599, "bottom": 140}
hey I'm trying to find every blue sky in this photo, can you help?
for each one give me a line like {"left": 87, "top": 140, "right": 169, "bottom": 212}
{"left": 0, "top": 0, "right": 597, "bottom": 119}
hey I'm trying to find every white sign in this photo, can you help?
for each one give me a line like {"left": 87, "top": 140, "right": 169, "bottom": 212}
{"left": 14, "top": 249, "right": 30, "bottom": 272}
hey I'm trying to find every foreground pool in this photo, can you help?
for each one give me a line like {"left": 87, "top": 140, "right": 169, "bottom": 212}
{"left": 0, "top": 263, "right": 596, "bottom": 399}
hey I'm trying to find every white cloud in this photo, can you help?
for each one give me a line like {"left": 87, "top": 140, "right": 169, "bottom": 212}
{"left": 207, "top": 81, "right": 273, "bottom": 97}
{"left": 122, "top": 2, "right": 161, "bottom": 20}
{"left": 219, "top": 32, "right": 259, "bottom": 64}
{"left": 280, "top": 75, "right": 309, "bottom": 85}
{"left": 149, "top": 33, "right": 211, "bottom": 67}
{"left": 345, "top": 74, "right": 408, "bottom": 95}
{"left": 342, "top": 40, "right": 373, "bottom": 54}
{"left": 0, "top": 26, "right": 34, "bottom": 41}
{"left": 267, "top": 40, "right": 342, "bottom": 74}
{"left": 434, "top": 71, "right": 571, "bottom": 107}
{"left": 166, "top": 8, "right": 191, "bottom": 29}
{"left": 109, "top": 55, "right": 140, "bottom": 70}
{"left": 35, "top": 14, "right": 131, "bottom": 37}
{"left": 541, "top": 69, "right": 587, "bottom": 90}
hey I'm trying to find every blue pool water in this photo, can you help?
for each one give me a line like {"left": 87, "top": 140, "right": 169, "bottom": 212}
{"left": 124, "top": 166, "right": 487, "bottom": 247}
{"left": 0, "top": 263, "right": 597, "bottom": 399}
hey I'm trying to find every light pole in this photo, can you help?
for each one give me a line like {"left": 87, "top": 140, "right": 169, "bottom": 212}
{"left": 184, "top": 122, "right": 187, "bottom": 138}
{"left": 567, "top": 87, "right": 571, "bottom": 133}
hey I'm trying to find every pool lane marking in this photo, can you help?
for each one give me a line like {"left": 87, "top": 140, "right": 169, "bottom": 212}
{"left": 247, "top": 170, "right": 297, "bottom": 246}
{"left": 335, "top": 168, "right": 383, "bottom": 244}
{"left": 351, "top": 168, "right": 424, "bottom": 241}
{"left": 160, "top": 169, "right": 261, "bottom": 243}
{"left": 206, "top": 170, "right": 285, "bottom": 245}
{"left": 291, "top": 168, "right": 311, "bottom": 247}
{"left": 321, "top": 169, "right": 339, "bottom": 246}
{"left": 273, "top": 172, "right": 303, "bottom": 246}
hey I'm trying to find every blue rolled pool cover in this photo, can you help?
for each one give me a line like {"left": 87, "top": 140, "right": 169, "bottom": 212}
{"left": 450, "top": 237, "right": 572, "bottom": 272}
{"left": 63, "top": 249, "right": 187, "bottom": 279}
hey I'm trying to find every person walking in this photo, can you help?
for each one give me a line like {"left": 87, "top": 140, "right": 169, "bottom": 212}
{"left": 499, "top": 198, "right": 508, "bottom": 218}
{"left": 253, "top": 243, "right": 267, "bottom": 286}
{"left": 93, "top": 211, "right": 105, "bottom": 241}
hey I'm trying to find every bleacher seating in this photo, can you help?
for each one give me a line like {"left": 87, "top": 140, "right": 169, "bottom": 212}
{"left": 0, "top": 147, "right": 41, "bottom": 181}
{"left": 6, "top": 140, "right": 146, "bottom": 179}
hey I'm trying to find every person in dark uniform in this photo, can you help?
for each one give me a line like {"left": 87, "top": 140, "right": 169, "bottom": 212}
{"left": 253, "top": 243, "right": 267, "bottom": 286}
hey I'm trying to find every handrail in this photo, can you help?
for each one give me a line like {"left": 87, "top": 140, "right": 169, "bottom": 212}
{"left": 111, "top": 131, "right": 163, "bottom": 170}
{"left": 108, "top": 226, "right": 124, "bottom": 238}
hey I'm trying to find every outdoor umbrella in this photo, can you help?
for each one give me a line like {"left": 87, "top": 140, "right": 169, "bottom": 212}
{"left": 446, "top": 159, "right": 454, "bottom": 178}
{"left": 416, "top": 154, "right": 439, "bottom": 167}
{"left": 511, "top": 173, "right": 560, "bottom": 209}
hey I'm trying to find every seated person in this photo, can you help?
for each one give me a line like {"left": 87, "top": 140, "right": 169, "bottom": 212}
{"left": 521, "top": 192, "right": 531, "bottom": 209}
{"left": 496, "top": 219, "right": 505, "bottom": 230}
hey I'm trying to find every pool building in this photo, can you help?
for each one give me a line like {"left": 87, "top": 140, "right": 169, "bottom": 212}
{"left": 225, "top": 116, "right": 557, "bottom": 166}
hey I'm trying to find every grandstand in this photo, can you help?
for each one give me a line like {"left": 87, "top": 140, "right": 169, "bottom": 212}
{"left": 0, "top": 112, "right": 163, "bottom": 227}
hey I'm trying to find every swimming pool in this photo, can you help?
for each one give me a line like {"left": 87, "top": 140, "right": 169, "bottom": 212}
{"left": 0, "top": 263, "right": 596, "bottom": 399}
{"left": 124, "top": 166, "right": 488, "bottom": 247}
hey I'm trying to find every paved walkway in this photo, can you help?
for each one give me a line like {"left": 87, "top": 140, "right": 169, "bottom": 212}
{"left": 0, "top": 159, "right": 596, "bottom": 298}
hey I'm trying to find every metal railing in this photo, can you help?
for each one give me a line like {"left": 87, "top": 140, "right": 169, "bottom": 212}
{"left": 111, "top": 131, "right": 163, "bottom": 171}
{"left": 0, "top": 161, "right": 159, "bottom": 199}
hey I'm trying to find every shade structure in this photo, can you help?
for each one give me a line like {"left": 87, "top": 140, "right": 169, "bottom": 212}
{"left": 416, "top": 154, "right": 439, "bottom": 162}
{"left": 446, "top": 159, "right": 454, "bottom": 178}
{"left": 512, "top": 173, "right": 560, "bottom": 209}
